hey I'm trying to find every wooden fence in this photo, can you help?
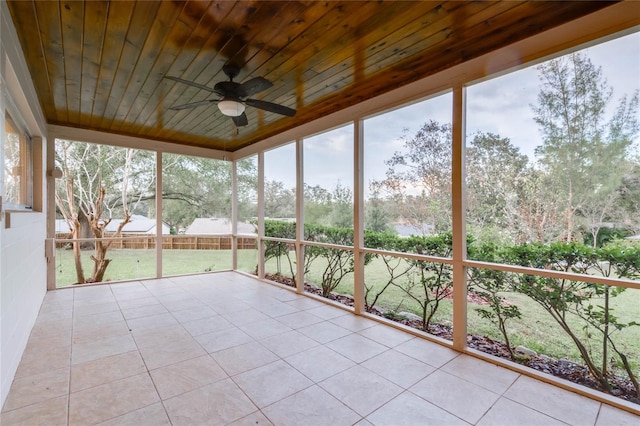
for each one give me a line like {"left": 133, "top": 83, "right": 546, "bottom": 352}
{"left": 55, "top": 234, "right": 257, "bottom": 250}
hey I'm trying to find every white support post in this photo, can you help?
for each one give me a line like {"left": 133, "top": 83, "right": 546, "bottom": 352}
{"left": 46, "top": 135, "right": 56, "bottom": 289}
{"left": 155, "top": 151, "right": 163, "bottom": 278}
{"left": 451, "top": 83, "right": 468, "bottom": 351}
{"left": 257, "top": 153, "right": 265, "bottom": 278}
{"left": 353, "top": 119, "right": 365, "bottom": 314}
{"left": 231, "top": 160, "right": 238, "bottom": 271}
{"left": 295, "top": 138, "right": 305, "bottom": 294}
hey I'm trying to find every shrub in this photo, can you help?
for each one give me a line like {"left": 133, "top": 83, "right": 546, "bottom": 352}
{"left": 264, "top": 220, "right": 297, "bottom": 281}
{"left": 305, "top": 224, "right": 356, "bottom": 297}
{"left": 467, "top": 243, "right": 521, "bottom": 360}
{"left": 391, "top": 233, "right": 453, "bottom": 331}
{"left": 363, "top": 231, "right": 412, "bottom": 313}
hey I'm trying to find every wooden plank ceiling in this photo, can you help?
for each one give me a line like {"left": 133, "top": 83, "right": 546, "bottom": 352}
{"left": 7, "top": 1, "right": 613, "bottom": 153}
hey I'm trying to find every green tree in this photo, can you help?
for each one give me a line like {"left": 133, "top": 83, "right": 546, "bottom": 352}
{"left": 466, "top": 132, "right": 530, "bottom": 244}
{"left": 303, "top": 182, "right": 354, "bottom": 228}
{"left": 533, "top": 52, "right": 639, "bottom": 243}
{"left": 304, "top": 183, "right": 332, "bottom": 225}
{"left": 365, "top": 182, "right": 394, "bottom": 233}
{"left": 615, "top": 161, "right": 640, "bottom": 236}
{"left": 264, "top": 180, "right": 295, "bottom": 218}
{"left": 508, "top": 242, "right": 612, "bottom": 390}
{"left": 583, "top": 244, "right": 640, "bottom": 398}
{"left": 235, "top": 157, "right": 258, "bottom": 222}
{"left": 379, "top": 120, "right": 452, "bottom": 233}
{"left": 512, "top": 167, "right": 563, "bottom": 244}
{"left": 329, "top": 182, "right": 353, "bottom": 228}
{"left": 162, "top": 154, "right": 240, "bottom": 230}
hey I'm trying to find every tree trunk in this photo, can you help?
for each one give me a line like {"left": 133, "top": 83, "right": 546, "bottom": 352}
{"left": 90, "top": 240, "right": 112, "bottom": 283}
{"left": 602, "top": 288, "right": 610, "bottom": 376}
{"left": 71, "top": 222, "right": 86, "bottom": 284}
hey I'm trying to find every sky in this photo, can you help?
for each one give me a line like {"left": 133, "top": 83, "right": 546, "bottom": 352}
{"left": 265, "top": 32, "right": 640, "bottom": 197}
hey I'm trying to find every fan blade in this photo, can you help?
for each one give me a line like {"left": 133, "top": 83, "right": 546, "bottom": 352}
{"left": 231, "top": 112, "right": 248, "bottom": 127}
{"left": 238, "top": 77, "right": 273, "bottom": 98}
{"left": 164, "top": 76, "right": 222, "bottom": 95}
{"left": 245, "top": 98, "right": 296, "bottom": 117}
{"left": 169, "top": 99, "right": 217, "bottom": 110}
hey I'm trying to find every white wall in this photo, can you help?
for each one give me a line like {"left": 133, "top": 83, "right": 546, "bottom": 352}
{"left": 0, "top": 2, "right": 49, "bottom": 407}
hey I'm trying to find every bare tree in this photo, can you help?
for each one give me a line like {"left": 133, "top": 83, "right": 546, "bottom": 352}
{"left": 55, "top": 140, "right": 154, "bottom": 283}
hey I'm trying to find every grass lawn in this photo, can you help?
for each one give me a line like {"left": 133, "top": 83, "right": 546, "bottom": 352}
{"left": 55, "top": 248, "right": 258, "bottom": 286}
{"left": 56, "top": 247, "right": 639, "bottom": 376}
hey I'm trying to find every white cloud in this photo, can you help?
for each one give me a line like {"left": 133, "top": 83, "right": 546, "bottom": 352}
{"left": 304, "top": 125, "right": 354, "bottom": 189}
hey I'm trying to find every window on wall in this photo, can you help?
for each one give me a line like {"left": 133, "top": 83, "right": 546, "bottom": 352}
{"left": 360, "top": 93, "right": 454, "bottom": 339}
{"left": 263, "top": 143, "right": 297, "bottom": 282}
{"left": 4, "top": 114, "right": 33, "bottom": 209}
{"left": 363, "top": 93, "right": 453, "bottom": 238}
{"left": 466, "top": 32, "right": 640, "bottom": 252}
{"left": 54, "top": 139, "right": 157, "bottom": 286}
{"left": 236, "top": 155, "right": 258, "bottom": 235}
{"left": 235, "top": 155, "right": 259, "bottom": 274}
{"left": 264, "top": 143, "right": 296, "bottom": 224}
{"left": 464, "top": 32, "right": 640, "bottom": 400}
{"left": 162, "top": 153, "right": 233, "bottom": 275}
{"left": 303, "top": 125, "right": 354, "bottom": 230}
{"left": 303, "top": 125, "right": 355, "bottom": 301}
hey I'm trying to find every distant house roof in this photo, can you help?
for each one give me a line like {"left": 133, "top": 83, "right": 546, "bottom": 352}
{"left": 185, "top": 218, "right": 256, "bottom": 235}
{"left": 55, "top": 219, "right": 72, "bottom": 234}
{"left": 105, "top": 214, "right": 170, "bottom": 234}
{"left": 55, "top": 215, "right": 170, "bottom": 235}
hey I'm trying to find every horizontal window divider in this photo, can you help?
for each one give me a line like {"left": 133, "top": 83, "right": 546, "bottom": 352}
{"left": 170, "top": 234, "right": 234, "bottom": 238}
{"left": 55, "top": 236, "right": 159, "bottom": 243}
{"left": 4, "top": 207, "right": 34, "bottom": 212}
{"left": 465, "top": 259, "right": 640, "bottom": 290}
{"left": 302, "top": 241, "right": 354, "bottom": 251}
{"left": 262, "top": 236, "right": 295, "bottom": 243}
{"left": 55, "top": 234, "right": 242, "bottom": 244}
{"left": 360, "top": 247, "right": 454, "bottom": 265}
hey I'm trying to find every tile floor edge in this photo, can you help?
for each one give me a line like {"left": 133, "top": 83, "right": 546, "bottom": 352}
{"left": 464, "top": 347, "right": 640, "bottom": 416}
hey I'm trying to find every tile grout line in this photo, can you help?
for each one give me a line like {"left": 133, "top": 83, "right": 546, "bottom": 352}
{"left": 221, "top": 300, "right": 344, "bottom": 424}
{"left": 116, "top": 282, "right": 177, "bottom": 425}
{"left": 467, "top": 360, "right": 523, "bottom": 425}
{"left": 17, "top": 275, "right": 631, "bottom": 425}
{"left": 66, "top": 287, "right": 76, "bottom": 426}
{"left": 497, "top": 375, "right": 582, "bottom": 425}
{"left": 591, "top": 403, "right": 606, "bottom": 426}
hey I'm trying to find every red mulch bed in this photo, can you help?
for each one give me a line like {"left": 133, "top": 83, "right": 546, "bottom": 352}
{"left": 263, "top": 272, "right": 639, "bottom": 405}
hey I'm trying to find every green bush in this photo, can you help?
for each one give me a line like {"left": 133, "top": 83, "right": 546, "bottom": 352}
{"left": 467, "top": 243, "right": 521, "bottom": 360}
{"left": 264, "top": 220, "right": 297, "bottom": 280}
{"left": 264, "top": 220, "right": 639, "bottom": 398}
{"left": 505, "top": 241, "right": 639, "bottom": 397}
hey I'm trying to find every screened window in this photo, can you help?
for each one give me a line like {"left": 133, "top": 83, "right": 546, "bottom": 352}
{"left": 4, "top": 114, "right": 33, "bottom": 209}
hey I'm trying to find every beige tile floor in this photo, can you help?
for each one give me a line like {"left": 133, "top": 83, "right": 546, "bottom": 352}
{"left": 1, "top": 272, "right": 638, "bottom": 425}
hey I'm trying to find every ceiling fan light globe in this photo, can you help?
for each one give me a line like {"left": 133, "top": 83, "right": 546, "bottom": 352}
{"left": 218, "top": 100, "right": 245, "bottom": 117}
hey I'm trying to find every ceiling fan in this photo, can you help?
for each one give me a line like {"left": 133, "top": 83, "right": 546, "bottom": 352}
{"left": 165, "top": 65, "right": 296, "bottom": 127}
